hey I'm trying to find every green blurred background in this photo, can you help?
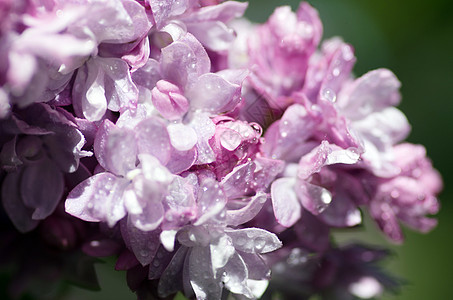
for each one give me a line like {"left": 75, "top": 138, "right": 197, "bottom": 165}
{"left": 20, "top": 1, "right": 453, "bottom": 299}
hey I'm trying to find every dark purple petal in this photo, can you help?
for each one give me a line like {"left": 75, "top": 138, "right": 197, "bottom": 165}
{"left": 158, "top": 246, "right": 189, "bottom": 297}
{"left": 2, "top": 171, "right": 39, "bottom": 233}
{"left": 20, "top": 159, "right": 64, "bottom": 220}
{"left": 123, "top": 220, "right": 161, "bottom": 266}
{"left": 189, "top": 246, "right": 222, "bottom": 300}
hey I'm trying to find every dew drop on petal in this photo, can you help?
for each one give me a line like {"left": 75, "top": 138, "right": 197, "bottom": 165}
{"left": 321, "top": 88, "right": 336, "bottom": 103}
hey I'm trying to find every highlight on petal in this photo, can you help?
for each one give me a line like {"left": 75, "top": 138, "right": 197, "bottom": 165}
{"left": 65, "top": 172, "right": 127, "bottom": 227}
{"left": 270, "top": 177, "right": 301, "bottom": 227}
{"left": 226, "top": 228, "right": 282, "bottom": 254}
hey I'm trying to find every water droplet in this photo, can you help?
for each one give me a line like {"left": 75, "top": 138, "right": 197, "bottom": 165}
{"left": 236, "top": 237, "right": 246, "bottom": 245}
{"left": 390, "top": 190, "right": 400, "bottom": 199}
{"left": 90, "top": 240, "right": 100, "bottom": 247}
{"left": 321, "top": 189, "right": 332, "bottom": 205}
{"left": 281, "top": 131, "right": 288, "bottom": 138}
{"left": 140, "top": 249, "right": 149, "bottom": 257}
{"left": 254, "top": 237, "right": 266, "bottom": 250}
{"left": 332, "top": 67, "right": 340, "bottom": 77}
{"left": 321, "top": 88, "right": 336, "bottom": 103}
{"left": 412, "top": 168, "right": 422, "bottom": 178}
{"left": 342, "top": 47, "right": 355, "bottom": 61}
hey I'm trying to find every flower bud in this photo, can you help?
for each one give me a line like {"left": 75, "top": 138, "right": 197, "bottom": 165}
{"left": 151, "top": 80, "right": 189, "bottom": 120}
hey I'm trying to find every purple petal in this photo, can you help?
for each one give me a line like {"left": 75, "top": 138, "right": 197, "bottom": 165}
{"left": 221, "top": 161, "right": 255, "bottom": 199}
{"left": 152, "top": 80, "right": 189, "bottom": 120}
{"left": 226, "top": 192, "right": 267, "bottom": 227}
{"left": 317, "top": 193, "right": 362, "bottom": 228}
{"left": 94, "top": 119, "right": 137, "bottom": 176}
{"left": 20, "top": 159, "right": 64, "bottom": 220}
{"left": 187, "top": 72, "right": 241, "bottom": 114}
{"left": 164, "top": 176, "right": 197, "bottom": 227}
{"left": 135, "top": 117, "right": 171, "bottom": 165}
{"left": 2, "top": 171, "right": 39, "bottom": 233}
{"left": 99, "top": 57, "right": 139, "bottom": 112}
{"left": 131, "top": 58, "right": 161, "bottom": 91}
{"left": 239, "top": 252, "right": 271, "bottom": 280}
{"left": 65, "top": 172, "right": 127, "bottom": 226}
{"left": 195, "top": 177, "right": 226, "bottom": 225}
{"left": 167, "top": 123, "right": 198, "bottom": 151}
{"left": 165, "top": 147, "right": 197, "bottom": 174}
{"left": 189, "top": 246, "right": 222, "bottom": 300}
{"left": 189, "top": 112, "right": 216, "bottom": 164}
{"left": 338, "top": 69, "right": 401, "bottom": 120}
{"left": 72, "top": 59, "right": 107, "bottom": 121}
{"left": 297, "top": 141, "right": 360, "bottom": 179}
{"left": 253, "top": 156, "right": 285, "bottom": 190}
{"left": 158, "top": 246, "right": 189, "bottom": 297}
{"left": 294, "top": 181, "right": 332, "bottom": 216}
{"left": 370, "top": 201, "right": 403, "bottom": 243}
{"left": 128, "top": 200, "right": 165, "bottom": 232}
{"left": 149, "top": 245, "right": 174, "bottom": 280}
{"left": 160, "top": 33, "right": 210, "bottom": 89}
{"left": 293, "top": 210, "right": 330, "bottom": 252}
{"left": 150, "top": 0, "right": 189, "bottom": 28}
{"left": 222, "top": 252, "right": 253, "bottom": 297}
{"left": 270, "top": 177, "right": 301, "bottom": 227}
{"left": 226, "top": 228, "right": 282, "bottom": 254}
{"left": 115, "top": 250, "right": 140, "bottom": 271}
{"left": 180, "top": 1, "right": 247, "bottom": 23}
{"left": 123, "top": 220, "right": 161, "bottom": 266}
{"left": 262, "top": 103, "right": 321, "bottom": 161}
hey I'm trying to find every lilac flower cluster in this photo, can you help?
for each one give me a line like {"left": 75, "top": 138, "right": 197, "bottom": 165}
{"left": 0, "top": 0, "right": 442, "bottom": 299}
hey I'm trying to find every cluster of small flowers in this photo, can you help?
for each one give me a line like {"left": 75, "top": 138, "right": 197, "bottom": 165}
{"left": 0, "top": 0, "right": 442, "bottom": 299}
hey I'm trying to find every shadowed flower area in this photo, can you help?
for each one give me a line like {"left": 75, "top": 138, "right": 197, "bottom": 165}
{"left": 0, "top": 0, "right": 448, "bottom": 300}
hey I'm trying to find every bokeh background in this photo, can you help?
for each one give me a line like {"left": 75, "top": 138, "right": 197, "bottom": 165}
{"left": 4, "top": 1, "right": 452, "bottom": 299}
